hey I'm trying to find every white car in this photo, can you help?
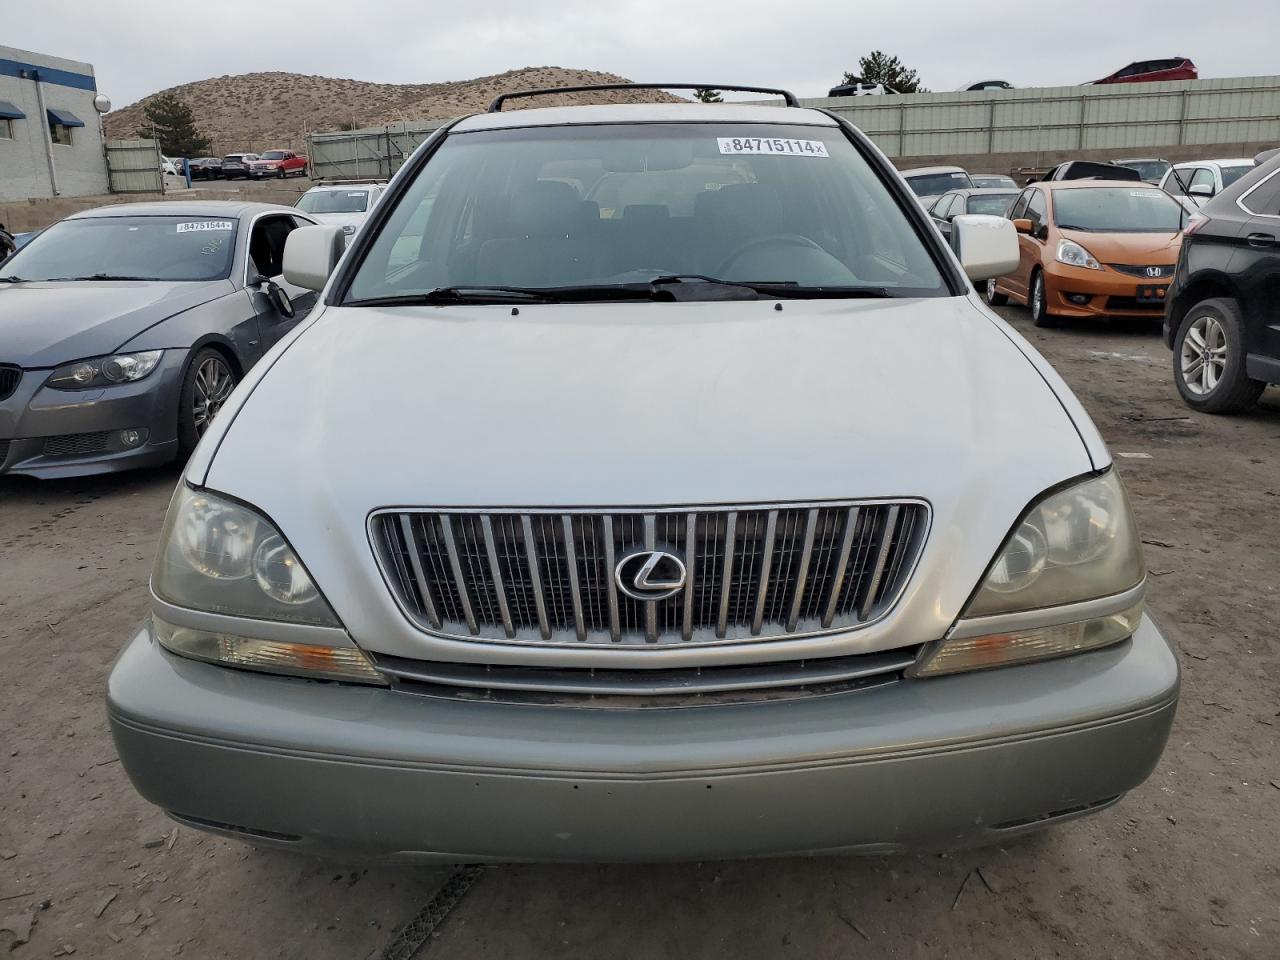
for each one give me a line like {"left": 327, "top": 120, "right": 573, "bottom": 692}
{"left": 108, "top": 87, "right": 1178, "bottom": 863}
{"left": 161, "top": 156, "right": 178, "bottom": 177}
{"left": 1159, "top": 158, "right": 1254, "bottom": 207}
{"left": 294, "top": 181, "right": 387, "bottom": 240}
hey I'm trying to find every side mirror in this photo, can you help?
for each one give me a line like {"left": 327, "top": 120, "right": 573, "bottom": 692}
{"left": 951, "top": 215, "right": 1020, "bottom": 282}
{"left": 283, "top": 225, "right": 346, "bottom": 292}
{"left": 249, "top": 274, "right": 296, "bottom": 319}
{"left": 1012, "top": 218, "right": 1033, "bottom": 235}
{"left": 1188, "top": 183, "right": 1214, "bottom": 198}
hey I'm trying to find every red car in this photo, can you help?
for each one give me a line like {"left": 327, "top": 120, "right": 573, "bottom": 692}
{"left": 1094, "top": 58, "right": 1197, "bottom": 84}
{"left": 247, "top": 149, "right": 309, "bottom": 179}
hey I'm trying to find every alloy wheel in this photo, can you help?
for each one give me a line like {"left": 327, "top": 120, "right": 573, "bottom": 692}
{"left": 1180, "top": 314, "right": 1229, "bottom": 396}
{"left": 192, "top": 356, "right": 235, "bottom": 436}
{"left": 1031, "top": 275, "right": 1043, "bottom": 317}
{"left": 986, "top": 278, "right": 997, "bottom": 300}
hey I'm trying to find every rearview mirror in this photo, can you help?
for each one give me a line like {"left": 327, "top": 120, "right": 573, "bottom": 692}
{"left": 951, "top": 215, "right": 1020, "bottom": 282}
{"left": 283, "top": 225, "right": 346, "bottom": 292}
{"left": 1012, "top": 218, "right": 1033, "bottom": 235}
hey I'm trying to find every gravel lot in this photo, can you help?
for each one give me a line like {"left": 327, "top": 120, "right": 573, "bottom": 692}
{"left": 1, "top": 307, "right": 1276, "bottom": 959}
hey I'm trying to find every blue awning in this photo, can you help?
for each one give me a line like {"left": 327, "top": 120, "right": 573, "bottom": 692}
{"left": 0, "top": 100, "right": 25, "bottom": 120}
{"left": 46, "top": 108, "right": 84, "bottom": 128}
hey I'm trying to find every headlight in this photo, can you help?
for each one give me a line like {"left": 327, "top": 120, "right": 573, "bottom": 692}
{"left": 1056, "top": 238, "right": 1102, "bottom": 270}
{"left": 46, "top": 350, "right": 163, "bottom": 390}
{"left": 913, "top": 471, "right": 1145, "bottom": 677}
{"left": 152, "top": 485, "right": 337, "bottom": 626}
{"left": 151, "top": 486, "right": 385, "bottom": 683}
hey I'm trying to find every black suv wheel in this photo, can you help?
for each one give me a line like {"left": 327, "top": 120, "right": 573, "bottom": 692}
{"left": 1173, "top": 298, "right": 1265, "bottom": 413}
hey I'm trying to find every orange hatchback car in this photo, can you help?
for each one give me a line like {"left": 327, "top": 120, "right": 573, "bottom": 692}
{"left": 987, "top": 181, "right": 1186, "bottom": 326}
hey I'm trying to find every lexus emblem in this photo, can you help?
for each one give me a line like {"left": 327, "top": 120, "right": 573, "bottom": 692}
{"left": 615, "top": 549, "right": 687, "bottom": 601}
{"left": 1145, "top": 266, "right": 1163, "bottom": 278}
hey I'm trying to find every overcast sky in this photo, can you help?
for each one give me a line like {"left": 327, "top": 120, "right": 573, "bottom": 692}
{"left": 7, "top": 0, "right": 1278, "bottom": 108}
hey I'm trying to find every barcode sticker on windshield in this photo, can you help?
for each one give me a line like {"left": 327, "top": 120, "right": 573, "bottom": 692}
{"left": 176, "top": 220, "right": 233, "bottom": 233}
{"left": 1130, "top": 190, "right": 1164, "bottom": 199}
{"left": 717, "top": 137, "right": 829, "bottom": 157}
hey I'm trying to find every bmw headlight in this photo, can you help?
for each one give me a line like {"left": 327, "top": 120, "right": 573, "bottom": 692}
{"left": 913, "top": 471, "right": 1145, "bottom": 676}
{"left": 151, "top": 485, "right": 383, "bottom": 683}
{"left": 1056, "top": 238, "right": 1102, "bottom": 271}
{"left": 46, "top": 350, "right": 163, "bottom": 390}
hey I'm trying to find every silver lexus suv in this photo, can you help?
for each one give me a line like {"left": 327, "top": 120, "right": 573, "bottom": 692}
{"left": 108, "top": 85, "right": 1178, "bottom": 863}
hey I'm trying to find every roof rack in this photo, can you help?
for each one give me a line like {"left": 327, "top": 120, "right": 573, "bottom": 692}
{"left": 488, "top": 83, "right": 799, "bottom": 112}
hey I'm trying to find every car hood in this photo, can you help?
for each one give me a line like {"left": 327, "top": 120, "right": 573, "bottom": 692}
{"left": 206, "top": 296, "right": 1100, "bottom": 661}
{"left": 306, "top": 212, "right": 366, "bottom": 229}
{"left": 0, "top": 279, "right": 232, "bottom": 367}
{"left": 1060, "top": 229, "right": 1182, "bottom": 264}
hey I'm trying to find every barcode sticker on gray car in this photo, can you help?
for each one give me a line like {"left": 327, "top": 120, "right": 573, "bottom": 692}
{"left": 176, "top": 220, "right": 234, "bottom": 233}
{"left": 717, "top": 137, "right": 829, "bottom": 157}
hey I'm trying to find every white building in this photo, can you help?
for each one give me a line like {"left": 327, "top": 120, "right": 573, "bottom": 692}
{"left": 0, "top": 45, "right": 110, "bottom": 202}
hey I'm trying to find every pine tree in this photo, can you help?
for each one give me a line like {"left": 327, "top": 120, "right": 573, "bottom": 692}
{"left": 844, "top": 52, "right": 928, "bottom": 94}
{"left": 136, "top": 94, "right": 210, "bottom": 156}
{"left": 694, "top": 89, "right": 723, "bottom": 103}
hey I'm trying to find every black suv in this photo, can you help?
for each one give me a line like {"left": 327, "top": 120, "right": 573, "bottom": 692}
{"left": 1165, "top": 154, "right": 1279, "bottom": 413}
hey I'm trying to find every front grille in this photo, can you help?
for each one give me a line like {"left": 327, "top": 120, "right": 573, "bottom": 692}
{"left": 0, "top": 365, "right": 20, "bottom": 402}
{"left": 1107, "top": 264, "right": 1175, "bottom": 279}
{"left": 372, "top": 501, "right": 929, "bottom": 647}
{"left": 43, "top": 431, "right": 110, "bottom": 457}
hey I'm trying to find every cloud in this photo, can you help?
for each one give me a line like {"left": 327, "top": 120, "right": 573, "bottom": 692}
{"left": 6, "top": 0, "right": 1275, "bottom": 107}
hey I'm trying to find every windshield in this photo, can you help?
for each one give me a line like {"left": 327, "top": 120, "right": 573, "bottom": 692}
{"left": 224, "top": 155, "right": 256, "bottom": 163}
{"left": 1053, "top": 187, "right": 1184, "bottom": 233}
{"left": 0, "top": 215, "right": 237, "bottom": 281}
{"left": 967, "top": 194, "right": 1017, "bottom": 216}
{"left": 1118, "top": 160, "right": 1169, "bottom": 182}
{"left": 260, "top": 151, "right": 287, "bottom": 161}
{"left": 972, "top": 175, "right": 1016, "bottom": 189}
{"left": 344, "top": 123, "right": 949, "bottom": 302}
{"left": 904, "top": 171, "right": 973, "bottom": 197}
{"left": 1221, "top": 165, "right": 1252, "bottom": 188}
{"left": 297, "top": 190, "right": 370, "bottom": 214}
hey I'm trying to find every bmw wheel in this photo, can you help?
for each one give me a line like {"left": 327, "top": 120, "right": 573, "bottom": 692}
{"left": 178, "top": 348, "right": 239, "bottom": 456}
{"left": 986, "top": 277, "right": 1009, "bottom": 306}
{"left": 1173, "top": 298, "right": 1264, "bottom": 414}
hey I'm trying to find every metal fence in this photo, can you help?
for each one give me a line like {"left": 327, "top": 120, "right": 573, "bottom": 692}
{"left": 811, "top": 75, "right": 1280, "bottom": 159}
{"left": 309, "top": 121, "right": 445, "bottom": 181}
{"left": 105, "top": 138, "right": 163, "bottom": 193}
{"left": 306, "top": 75, "right": 1280, "bottom": 175}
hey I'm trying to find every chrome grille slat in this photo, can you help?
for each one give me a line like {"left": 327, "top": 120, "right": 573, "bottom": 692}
{"left": 521, "top": 514, "right": 551, "bottom": 640}
{"left": 374, "top": 500, "right": 927, "bottom": 647}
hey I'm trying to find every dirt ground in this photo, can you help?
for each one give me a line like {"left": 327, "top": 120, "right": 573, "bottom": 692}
{"left": 1, "top": 307, "right": 1277, "bottom": 959}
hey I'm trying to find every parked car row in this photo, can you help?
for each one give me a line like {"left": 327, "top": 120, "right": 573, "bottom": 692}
{"left": 180, "top": 150, "right": 311, "bottom": 180}
{"left": 932, "top": 149, "right": 1280, "bottom": 417}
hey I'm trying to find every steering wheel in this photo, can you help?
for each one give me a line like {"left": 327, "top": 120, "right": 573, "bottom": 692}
{"left": 715, "top": 234, "right": 827, "bottom": 277}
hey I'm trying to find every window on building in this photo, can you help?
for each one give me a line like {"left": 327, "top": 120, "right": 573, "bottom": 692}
{"left": 49, "top": 121, "right": 73, "bottom": 146}
{"left": 0, "top": 118, "right": 12, "bottom": 140}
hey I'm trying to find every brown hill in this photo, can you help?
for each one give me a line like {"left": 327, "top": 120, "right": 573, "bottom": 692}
{"left": 104, "top": 67, "right": 685, "bottom": 155}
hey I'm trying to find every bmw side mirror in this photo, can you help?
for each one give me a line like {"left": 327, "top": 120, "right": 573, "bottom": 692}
{"left": 249, "top": 273, "right": 297, "bottom": 319}
{"left": 951, "top": 215, "right": 1020, "bottom": 282}
{"left": 283, "top": 225, "right": 346, "bottom": 292}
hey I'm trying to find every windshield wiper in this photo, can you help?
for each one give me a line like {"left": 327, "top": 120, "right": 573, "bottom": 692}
{"left": 649, "top": 274, "right": 894, "bottom": 299}
{"left": 43, "top": 273, "right": 154, "bottom": 282}
{"left": 0, "top": 276, "right": 26, "bottom": 283}
{"left": 348, "top": 285, "right": 663, "bottom": 307}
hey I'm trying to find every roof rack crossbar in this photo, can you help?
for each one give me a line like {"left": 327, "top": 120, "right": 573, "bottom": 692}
{"left": 488, "top": 83, "right": 799, "bottom": 112}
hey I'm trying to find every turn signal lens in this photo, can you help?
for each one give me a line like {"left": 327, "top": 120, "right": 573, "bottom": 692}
{"left": 913, "top": 601, "right": 1143, "bottom": 677}
{"left": 154, "top": 617, "right": 385, "bottom": 684}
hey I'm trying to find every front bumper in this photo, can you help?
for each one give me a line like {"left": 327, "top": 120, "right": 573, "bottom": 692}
{"left": 107, "top": 615, "right": 1179, "bottom": 863}
{"left": 1043, "top": 263, "right": 1171, "bottom": 318}
{"left": 0, "top": 351, "right": 185, "bottom": 478}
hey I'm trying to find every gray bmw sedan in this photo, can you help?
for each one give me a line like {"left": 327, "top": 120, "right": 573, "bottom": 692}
{"left": 0, "top": 201, "right": 318, "bottom": 479}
